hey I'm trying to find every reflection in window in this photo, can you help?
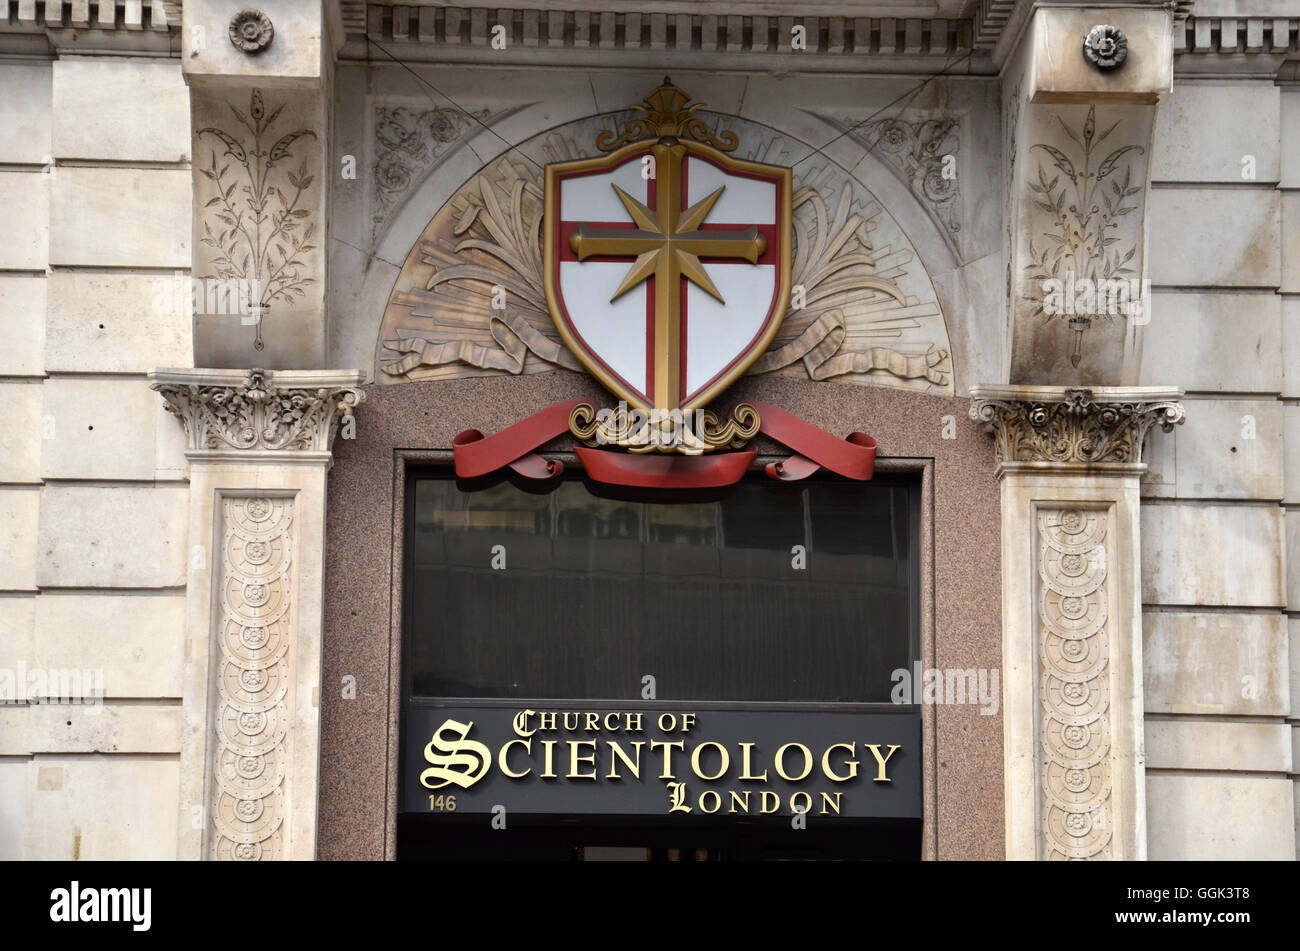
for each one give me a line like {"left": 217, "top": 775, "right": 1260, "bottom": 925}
{"left": 406, "top": 474, "right": 918, "bottom": 703}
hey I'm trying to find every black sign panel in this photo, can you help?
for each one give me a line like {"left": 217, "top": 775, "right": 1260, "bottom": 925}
{"left": 402, "top": 701, "right": 921, "bottom": 820}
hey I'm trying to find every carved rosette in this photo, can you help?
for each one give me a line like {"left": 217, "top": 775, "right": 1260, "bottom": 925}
{"left": 152, "top": 369, "right": 364, "bottom": 453}
{"left": 1039, "top": 508, "right": 1111, "bottom": 860}
{"left": 229, "top": 9, "right": 274, "bottom": 53}
{"left": 212, "top": 497, "right": 293, "bottom": 861}
{"left": 1083, "top": 25, "right": 1127, "bottom": 71}
{"left": 969, "top": 387, "right": 1184, "bottom": 466}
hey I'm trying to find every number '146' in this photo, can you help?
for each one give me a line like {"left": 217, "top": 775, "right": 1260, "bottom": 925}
{"left": 428, "top": 794, "right": 457, "bottom": 812}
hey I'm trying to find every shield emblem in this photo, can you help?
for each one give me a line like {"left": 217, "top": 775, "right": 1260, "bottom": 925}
{"left": 544, "top": 89, "right": 792, "bottom": 415}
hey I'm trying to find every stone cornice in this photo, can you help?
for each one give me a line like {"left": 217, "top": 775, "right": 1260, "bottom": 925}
{"left": 341, "top": 3, "right": 983, "bottom": 74}
{"left": 148, "top": 368, "right": 365, "bottom": 458}
{"left": 1174, "top": 16, "right": 1297, "bottom": 77}
{"left": 0, "top": 0, "right": 179, "bottom": 30}
{"left": 0, "top": 0, "right": 181, "bottom": 56}
{"left": 968, "top": 385, "right": 1184, "bottom": 471}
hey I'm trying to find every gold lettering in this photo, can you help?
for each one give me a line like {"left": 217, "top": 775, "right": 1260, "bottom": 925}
{"left": 657, "top": 713, "right": 677, "bottom": 732}
{"left": 650, "top": 739, "right": 685, "bottom": 779}
{"left": 790, "top": 791, "right": 812, "bottom": 815}
{"left": 759, "top": 790, "right": 780, "bottom": 814}
{"left": 728, "top": 790, "right": 751, "bottom": 814}
{"left": 606, "top": 740, "right": 644, "bottom": 780}
{"left": 512, "top": 709, "right": 535, "bottom": 738}
{"left": 562, "top": 712, "right": 579, "bottom": 731}
{"left": 567, "top": 740, "right": 597, "bottom": 779}
{"left": 739, "top": 742, "right": 768, "bottom": 781}
{"left": 540, "top": 739, "right": 557, "bottom": 778}
{"left": 539, "top": 711, "right": 556, "bottom": 732}
{"left": 865, "top": 743, "right": 902, "bottom": 782}
{"left": 584, "top": 712, "right": 600, "bottom": 732}
{"left": 498, "top": 739, "right": 532, "bottom": 779}
{"left": 625, "top": 713, "right": 643, "bottom": 732}
{"left": 679, "top": 712, "right": 696, "bottom": 733}
{"left": 690, "top": 741, "right": 729, "bottom": 781}
{"left": 419, "top": 719, "right": 491, "bottom": 791}
{"left": 819, "top": 791, "right": 843, "bottom": 816}
{"left": 603, "top": 712, "right": 621, "bottom": 732}
{"left": 821, "top": 742, "right": 859, "bottom": 782}
{"left": 699, "top": 790, "right": 721, "bottom": 814}
{"left": 775, "top": 743, "right": 813, "bottom": 781}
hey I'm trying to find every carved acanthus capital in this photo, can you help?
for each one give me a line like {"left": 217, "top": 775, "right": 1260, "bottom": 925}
{"left": 968, "top": 385, "right": 1183, "bottom": 468}
{"left": 149, "top": 368, "right": 365, "bottom": 456}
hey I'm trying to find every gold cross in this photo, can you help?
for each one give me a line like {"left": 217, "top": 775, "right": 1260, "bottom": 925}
{"left": 569, "top": 140, "right": 767, "bottom": 409}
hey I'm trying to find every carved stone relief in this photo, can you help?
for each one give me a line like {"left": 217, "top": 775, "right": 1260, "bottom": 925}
{"left": 193, "top": 88, "right": 323, "bottom": 358}
{"left": 211, "top": 496, "right": 294, "bottom": 861}
{"left": 370, "top": 103, "right": 503, "bottom": 243}
{"left": 1022, "top": 106, "right": 1145, "bottom": 368}
{"left": 1038, "top": 507, "right": 1111, "bottom": 860}
{"left": 152, "top": 368, "right": 364, "bottom": 452}
{"left": 831, "top": 114, "right": 962, "bottom": 260}
{"left": 1009, "top": 103, "right": 1153, "bottom": 383}
{"left": 968, "top": 387, "right": 1185, "bottom": 465}
{"left": 376, "top": 111, "right": 954, "bottom": 396}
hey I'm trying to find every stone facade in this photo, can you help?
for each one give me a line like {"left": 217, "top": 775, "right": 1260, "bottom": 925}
{"left": 0, "top": 0, "right": 1295, "bottom": 861}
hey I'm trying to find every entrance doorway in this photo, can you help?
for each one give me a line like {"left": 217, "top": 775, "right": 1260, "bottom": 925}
{"left": 397, "top": 469, "right": 922, "bottom": 860}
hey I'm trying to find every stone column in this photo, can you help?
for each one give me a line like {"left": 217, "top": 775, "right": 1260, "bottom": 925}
{"left": 969, "top": 386, "right": 1184, "bottom": 860}
{"left": 149, "top": 368, "right": 363, "bottom": 861}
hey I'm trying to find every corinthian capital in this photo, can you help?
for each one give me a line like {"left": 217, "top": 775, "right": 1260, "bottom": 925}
{"left": 148, "top": 368, "right": 365, "bottom": 457}
{"left": 968, "top": 385, "right": 1184, "bottom": 470}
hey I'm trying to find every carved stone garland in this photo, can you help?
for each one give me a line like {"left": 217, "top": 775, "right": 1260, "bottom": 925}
{"left": 1039, "top": 507, "right": 1111, "bottom": 860}
{"left": 212, "top": 496, "right": 293, "bottom": 860}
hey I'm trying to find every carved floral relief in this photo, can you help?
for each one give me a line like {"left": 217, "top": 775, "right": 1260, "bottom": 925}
{"left": 370, "top": 104, "right": 497, "bottom": 243}
{"left": 195, "top": 89, "right": 320, "bottom": 351}
{"left": 850, "top": 115, "right": 962, "bottom": 257}
{"left": 1020, "top": 106, "right": 1146, "bottom": 370}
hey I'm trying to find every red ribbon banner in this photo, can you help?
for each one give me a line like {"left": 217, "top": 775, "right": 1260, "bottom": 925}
{"left": 451, "top": 397, "right": 588, "bottom": 481}
{"left": 451, "top": 399, "right": 876, "bottom": 488}
{"left": 745, "top": 400, "right": 877, "bottom": 482}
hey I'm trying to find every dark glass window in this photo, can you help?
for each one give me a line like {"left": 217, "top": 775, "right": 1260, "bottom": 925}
{"left": 405, "top": 472, "right": 919, "bottom": 703}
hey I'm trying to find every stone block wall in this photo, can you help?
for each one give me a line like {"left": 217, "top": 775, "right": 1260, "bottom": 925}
{"left": 1140, "top": 77, "right": 1298, "bottom": 859}
{"left": 0, "top": 54, "right": 193, "bottom": 860}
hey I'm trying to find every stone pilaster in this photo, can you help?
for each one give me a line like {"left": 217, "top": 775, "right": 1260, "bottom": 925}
{"left": 182, "top": 1, "right": 341, "bottom": 369}
{"left": 969, "top": 385, "right": 1184, "bottom": 860}
{"left": 149, "top": 367, "right": 363, "bottom": 861}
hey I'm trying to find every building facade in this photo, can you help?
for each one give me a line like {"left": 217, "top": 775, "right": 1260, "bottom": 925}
{"left": 0, "top": 0, "right": 1296, "bottom": 860}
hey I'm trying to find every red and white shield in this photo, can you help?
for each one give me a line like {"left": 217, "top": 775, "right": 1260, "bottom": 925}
{"left": 544, "top": 140, "right": 792, "bottom": 414}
